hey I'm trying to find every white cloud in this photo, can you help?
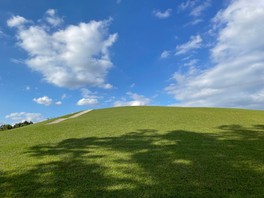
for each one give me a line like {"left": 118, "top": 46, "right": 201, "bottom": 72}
{"left": 179, "top": 0, "right": 210, "bottom": 16}
{"left": 10, "top": 58, "right": 24, "bottom": 64}
{"left": 183, "top": 59, "right": 198, "bottom": 67}
{"left": 175, "top": 35, "right": 202, "bottom": 55}
{"left": 104, "top": 96, "right": 116, "bottom": 103}
{"left": 189, "top": 18, "right": 203, "bottom": 25}
{"left": 76, "top": 88, "right": 100, "bottom": 106}
{"left": 100, "top": 83, "right": 113, "bottom": 89}
{"left": 77, "top": 98, "right": 99, "bottom": 106}
{"left": 7, "top": 16, "right": 28, "bottom": 27}
{"left": 5, "top": 112, "right": 45, "bottom": 123}
{"left": 81, "top": 88, "right": 92, "bottom": 97}
{"left": 162, "top": 36, "right": 202, "bottom": 58}
{"left": 190, "top": 0, "right": 211, "bottom": 17}
{"left": 166, "top": 0, "right": 264, "bottom": 109}
{"left": 33, "top": 96, "right": 53, "bottom": 106}
{"left": 25, "top": 86, "right": 31, "bottom": 91}
{"left": 153, "top": 9, "right": 172, "bottom": 19}
{"left": 114, "top": 92, "right": 150, "bottom": 107}
{"left": 160, "top": 50, "right": 171, "bottom": 59}
{"left": 61, "top": 93, "right": 67, "bottom": 100}
{"left": 8, "top": 10, "right": 117, "bottom": 89}
{"left": 55, "top": 101, "right": 62, "bottom": 105}
{"left": 0, "top": 30, "right": 6, "bottom": 38}
{"left": 45, "top": 9, "right": 63, "bottom": 26}
{"left": 179, "top": 0, "right": 210, "bottom": 26}
{"left": 130, "top": 83, "right": 136, "bottom": 88}
{"left": 179, "top": 0, "right": 197, "bottom": 11}
{"left": 46, "top": 9, "right": 56, "bottom": 16}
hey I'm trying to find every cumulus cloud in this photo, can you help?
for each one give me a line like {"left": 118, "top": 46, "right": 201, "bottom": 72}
{"left": 5, "top": 112, "right": 45, "bottom": 123}
{"left": 114, "top": 92, "right": 150, "bottom": 107}
{"left": 45, "top": 9, "right": 63, "bottom": 26}
{"left": 153, "top": 9, "right": 172, "bottom": 19}
{"left": 76, "top": 88, "right": 100, "bottom": 106}
{"left": 7, "top": 16, "right": 28, "bottom": 27}
{"left": 166, "top": 0, "right": 264, "bottom": 109}
{"left": 8, "top": 10, "right": 117, "bottom": 89}
{"left": 77, "top": 98, "right": 99, "bottom": 106}
{"left": 33, "top": 96, "right": 53, "bottom": 106}
{"left": 175, "top": 35, "right": 202, "bottom": 55}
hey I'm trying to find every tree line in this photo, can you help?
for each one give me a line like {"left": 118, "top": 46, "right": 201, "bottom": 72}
{"left": 0, "top": 121, "right": 33, "bottom": 131}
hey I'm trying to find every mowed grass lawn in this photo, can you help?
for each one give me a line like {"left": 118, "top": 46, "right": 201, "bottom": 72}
{"left": 0, "top": 106, "right": 263, "bottom": 197}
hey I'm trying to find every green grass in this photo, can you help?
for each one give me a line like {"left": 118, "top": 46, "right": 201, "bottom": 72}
{"left": 0, "top": 106, "right": 263, "bottom": 197}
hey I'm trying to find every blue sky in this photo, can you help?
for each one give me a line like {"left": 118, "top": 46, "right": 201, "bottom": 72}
{"left": 1, "top": 0, "right": 264, "bottom": 124}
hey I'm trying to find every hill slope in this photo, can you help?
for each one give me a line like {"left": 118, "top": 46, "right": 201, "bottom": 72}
{"left": 0, "top": 106, "right": 263, "bottom": 197}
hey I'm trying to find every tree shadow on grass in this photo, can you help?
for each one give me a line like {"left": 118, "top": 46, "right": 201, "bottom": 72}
{"left": 0, "top": 125, "right": 263, "bottom": 197}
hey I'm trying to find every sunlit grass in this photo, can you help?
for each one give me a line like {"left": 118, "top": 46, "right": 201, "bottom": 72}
{"left": 0, "top": 106, "right": 263, "bottom": 197}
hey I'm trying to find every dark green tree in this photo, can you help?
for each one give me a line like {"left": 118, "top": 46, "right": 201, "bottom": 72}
{"left": 0, "top": 124, "right": 13, "bottom": 131}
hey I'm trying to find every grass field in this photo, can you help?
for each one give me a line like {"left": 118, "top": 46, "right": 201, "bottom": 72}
{"left": 0, "top": 106, "right": 263, "bottom": 197}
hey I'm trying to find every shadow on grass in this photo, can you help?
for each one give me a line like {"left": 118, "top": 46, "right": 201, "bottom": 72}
{"left": 0, "top": 125, "right": 263, "bottom": 197}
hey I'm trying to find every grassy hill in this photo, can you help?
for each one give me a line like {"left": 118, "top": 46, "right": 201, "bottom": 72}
{"left": 0, "top": 106, "right": 263, "bottom": 197}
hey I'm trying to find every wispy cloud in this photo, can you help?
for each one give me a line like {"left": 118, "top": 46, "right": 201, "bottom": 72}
{"left": 179, "top": 0, "right": 197, "bottom": 11}
{"left": 159, "top": 35, "right": 202, "bottom": 59}
{"left": 5, "top": 112, "right": 45, "bottom": 123}
{"left": 130, "top": 83, "right": 136, "bottom": 88}
{"left": 61, "top": 94, "right": 67, "bottom": 100}
{"left": 160, "top": 50, "right": 171, "bottom": 59}
{"left": 183, "top": 59, "right": 198, "bottom": 67}
{"left": 153, "top": 9, "right": 172, "bottom": 19}
{"left": 0, "top": 30, "right": 6, "bottom": 38}
{"left": 25, "top": 86, "right": 31, "bottom": 91}
{"left": 175, "top": 35, "right": 202, "bottom": 55}
{"left": 190, "top": 0, "right": 211, "bottom": 17}
{"left": 114, "top": 92, "right": 150, "bottom": 106}
{"left": 179, "top": 0, "right": 211, "bottom": 26}
{"left": 166, "top": 0, "right": 264, "bottom": 109}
